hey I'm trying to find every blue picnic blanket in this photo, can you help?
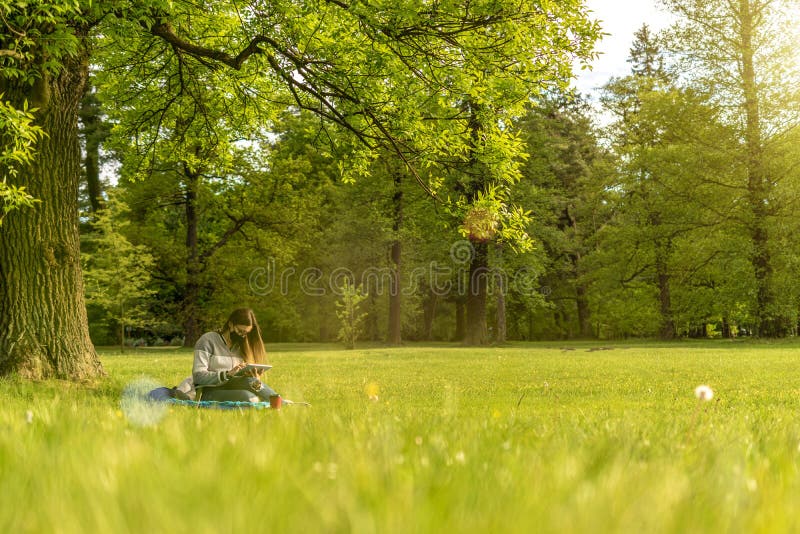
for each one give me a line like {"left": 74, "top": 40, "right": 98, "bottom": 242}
{"left": 168, "top": 398, "right": 272, "bottom": 409}
{"left": 147, "top": 387, "right": 272, "bottom": 410}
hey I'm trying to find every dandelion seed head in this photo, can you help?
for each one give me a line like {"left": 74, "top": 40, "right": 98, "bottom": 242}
{"left": 694, "top": 385, "right": 714, "bottom": 401}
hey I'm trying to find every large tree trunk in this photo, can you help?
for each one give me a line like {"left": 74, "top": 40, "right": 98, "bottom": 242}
{"left": 576, "top": 281, "right": 592, "bottom": 338}
{"left": 182, "top": 167, "right": 202, "bottom": 347}
{"left": 564, "top": 207, "right": 592, "bottom": 338}
{"left": 178, "top": 156, "right": 251, "bottom": 346}
{"left": 569, "top": 247, "right": 592, "bottom": 338}
{"left": 454, "top": 296, "right": 466, "bottom": 341}
{"left": 495, "top": 279, "right": 507, "bottom": 343}
{"left": 655, "top": 242, "right": 675, "bottom": 340}
{"left": 387, "top": 170, "right": 402, "bottom": 344}
{"left": 494, "top": 244, "right": 507, "bottom": 343}
{"left": 422, "top": 290, "right": 438, "bottom": 340}
{"left": 0, "top": 45, "right": 104, "bottom": 379}
{"left": 464, "top": 241, "right": 489, "bottom": 344}
{"left": 739, "top": 0, "right": 777, "bottom": 336}
{"left": 463, "top": 100, "right": 490, "bottom": 345}
{"left": 387, "top": 238, "right": 402, "bottom": 343}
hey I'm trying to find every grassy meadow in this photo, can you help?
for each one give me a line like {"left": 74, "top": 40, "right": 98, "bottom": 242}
{"left": 2, "top": 341, "right": 800, "bottom": 533}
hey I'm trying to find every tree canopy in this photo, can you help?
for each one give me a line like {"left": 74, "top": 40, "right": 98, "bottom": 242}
{"left": 0, "top": 0, "right": 600, "bottom": 378}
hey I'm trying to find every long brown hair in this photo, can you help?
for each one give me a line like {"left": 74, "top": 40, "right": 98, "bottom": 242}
{"left": 221, "top": 308, "right": 266, "bottom": 363}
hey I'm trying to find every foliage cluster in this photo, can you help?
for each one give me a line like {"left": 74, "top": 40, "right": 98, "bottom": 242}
{"left": 0, "top": 98, "right": 41, "bottom": 225}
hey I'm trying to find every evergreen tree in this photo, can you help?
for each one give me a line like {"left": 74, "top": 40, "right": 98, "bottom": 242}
{"left": 81, "top": 194, "right": 155, "bottom": 350}
{"left": 515, "top": 95, "right": 610, "bottom": 339}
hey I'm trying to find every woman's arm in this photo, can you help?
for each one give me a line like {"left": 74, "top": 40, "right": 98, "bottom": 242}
{"left": 192, "top": 334, "right": 229, "bottom": 386}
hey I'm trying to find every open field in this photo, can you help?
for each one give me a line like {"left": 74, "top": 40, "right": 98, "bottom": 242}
{"left": 2, "top": 341, "right": 800, "bottom": 533}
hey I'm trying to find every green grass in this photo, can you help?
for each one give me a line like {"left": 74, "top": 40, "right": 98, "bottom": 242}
{"left": 2, "top": 341, "right": 800, "bottom": 533}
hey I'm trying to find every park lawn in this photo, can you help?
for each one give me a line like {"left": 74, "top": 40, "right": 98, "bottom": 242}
{"left": 2, "top": 341, "right": 800, "bottom": 533}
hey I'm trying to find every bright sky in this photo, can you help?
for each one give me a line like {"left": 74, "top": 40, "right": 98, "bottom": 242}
{"left": 574, "top": 0, "right": 676, "bottom": 96}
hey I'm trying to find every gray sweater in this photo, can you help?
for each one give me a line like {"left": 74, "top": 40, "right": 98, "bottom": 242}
{"left": 192, "top": 331, "right": 244, "bottom": 386}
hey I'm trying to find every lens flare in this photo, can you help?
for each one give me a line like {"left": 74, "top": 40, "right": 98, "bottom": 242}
{"left": 121, "top": 377, "right": 168, "bottom": 427}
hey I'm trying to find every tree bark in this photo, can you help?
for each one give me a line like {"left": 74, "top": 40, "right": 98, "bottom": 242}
{"left": 182, "top": 167, "right": 202, "bottom": 347}
{"left": 564, "top": 206, "right": 592, "bottom": 339}
{"left": 0, "top": 44, "right": 104, "bottom": 379}
{"left": 576, "top": 281, "right": 592, "bottom": 338}
{"left": 464, "top": 241, "right": 489, "bottom": 345}
{"left": 387, "top": 170, "right": 402, "bottom": 344}
{"left": 722, "top": 317, "right": 733, "bottom": 339}
{"left": 495, "top": 278, "right": 507, "bottom": 343}
{"left": 739, "top": 0, "right": 777, "bottom": 336}
{"left": 528, "top": 310, "right": 535, "bottom": 341}
{"left": 463, "top": 100, "right": 490, "bottom": 345}
{"left": 655, "top": 241, "right": 675, "bottom": 340}
{"left": 423, "top": 290, "right": 438, "bottom": 340}
{"left": 494, "top": 243, "right": 506, "bottom": 343}
{"left": 454, "top": 297, "right": 466, "bottom": 341}
{"left": 178, "top": 156, "right": 251, "bottom": 347}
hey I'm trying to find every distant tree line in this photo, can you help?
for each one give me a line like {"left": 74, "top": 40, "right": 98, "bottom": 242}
{"left": 82, "top": 1, "right": 800, "bottom": 345}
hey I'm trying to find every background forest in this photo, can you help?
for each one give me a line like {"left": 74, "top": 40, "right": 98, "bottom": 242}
{"left": 74, "top": 2, "right": 800, "bottom": 347}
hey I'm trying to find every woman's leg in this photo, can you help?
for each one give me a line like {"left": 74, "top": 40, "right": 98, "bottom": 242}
{"left": 253, "top": 382, "right": 279, "bottom": 402}
{"left": 200, "top": 387, "right": 259, "bottom": 403}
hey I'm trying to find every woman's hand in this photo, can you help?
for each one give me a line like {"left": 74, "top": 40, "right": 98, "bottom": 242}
{"left": 228, "top": 363, "right": 247, "bottom": 378}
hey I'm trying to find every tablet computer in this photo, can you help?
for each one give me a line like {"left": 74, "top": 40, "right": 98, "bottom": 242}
{"left": 244, "top": 363, "right": 272, "bottom": 371}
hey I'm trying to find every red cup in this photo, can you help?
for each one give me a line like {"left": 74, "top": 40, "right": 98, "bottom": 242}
{"left": 269, "top": 395, "right": 282, "bottom": 410}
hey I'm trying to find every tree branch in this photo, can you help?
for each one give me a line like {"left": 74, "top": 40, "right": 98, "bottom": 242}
{"left": 149, "top": 22, "right": 270, "bottom": 70}
{"left": 0, "top": 49, "right": 24, "bottom": 60}
{"left": 198, "top": 214, "right": 252, "bottom": 264}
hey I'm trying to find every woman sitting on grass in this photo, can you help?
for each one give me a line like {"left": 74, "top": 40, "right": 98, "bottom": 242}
{"left": 190, "top": 308, "right": 281, "bottom": 404}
